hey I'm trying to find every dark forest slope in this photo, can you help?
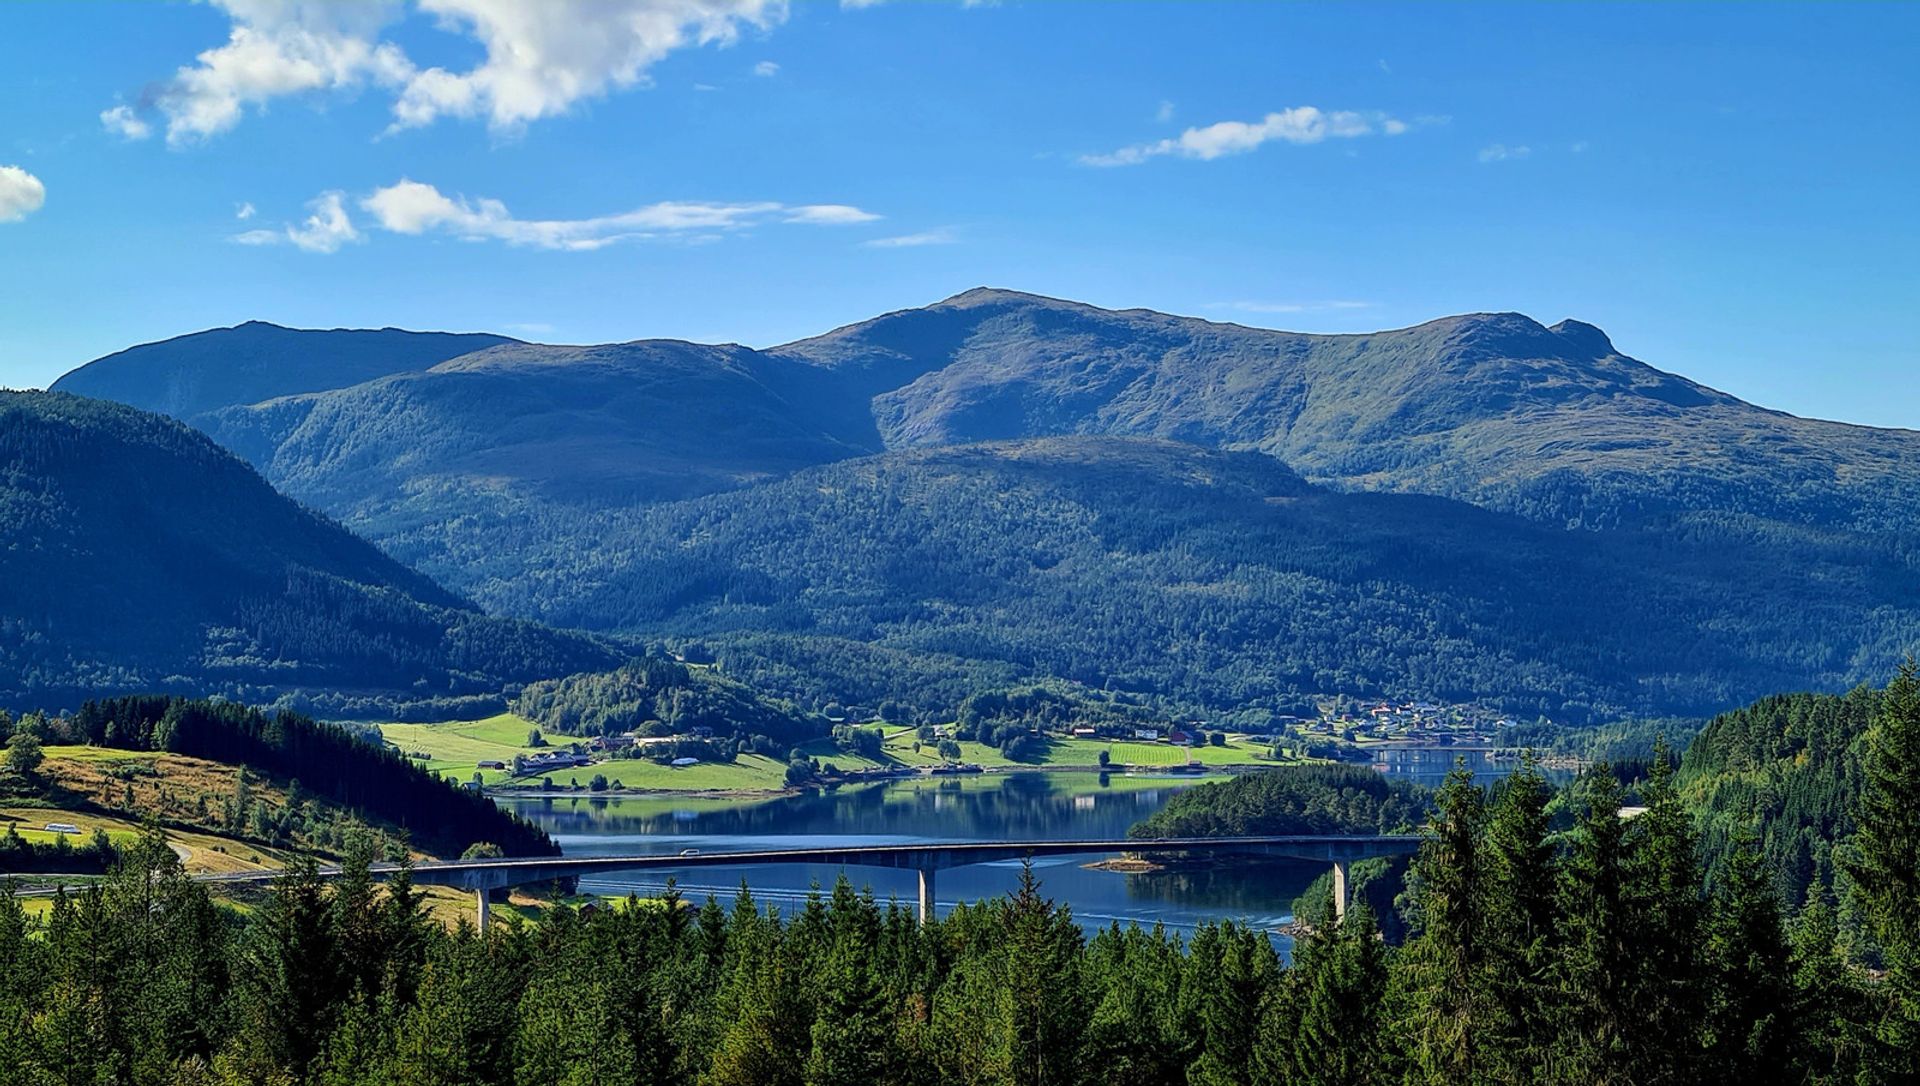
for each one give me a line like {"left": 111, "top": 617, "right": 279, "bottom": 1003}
{"left": 0, "top": 392, "right": 617, "bottom": 712}
{"left": 454, "top": 437, "right": 1920, "bottom": 722}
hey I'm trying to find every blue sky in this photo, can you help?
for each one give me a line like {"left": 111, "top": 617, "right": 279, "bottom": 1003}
{"left": 1, "top": 1, "right": 1915, "bottom": 426}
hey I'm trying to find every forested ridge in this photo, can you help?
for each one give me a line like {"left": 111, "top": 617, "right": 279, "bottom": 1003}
{"left": 12, "top": 696, "right": 555, "bottom": 859}
{"left": 1129, "top": 764, "right": 1430, "bottom": 839}
{"left": 0, "top": 392, "right": 617, "bottom": 715}
{"left": 450, "top": 438, "right": 1920, "bottom": 723}
{"left": 1678, "top": 684, "right": 1875, "bottom": 926}
{"left": 513, "top": 656, "right": 821, "bottom": 748}
{"left": 9, "top": 668, "right": 1920, "bottom": 1085}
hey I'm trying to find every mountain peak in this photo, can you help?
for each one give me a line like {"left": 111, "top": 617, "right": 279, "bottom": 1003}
{"left": 1549, "top": 318, "right": 1617, "bottom": 356}
{"left": 937, "top": 286, "right": 1077, "bottom": 309}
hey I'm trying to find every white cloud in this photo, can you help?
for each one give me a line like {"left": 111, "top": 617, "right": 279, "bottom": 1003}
{"left": 236, "top": 201, "right": 257, "bottom": 220}
{"left": 504, "top": 321, "right": 556, "bottom": 334}
{"left": 1571, "top": 140, "right": 1590, "bottom": 153}
{"left": 0, "top": 166, "right": 46, "bottom": 223}
{"left": 100, "top": 105, "right": 153, "bottom": 140}
{"left": 1154, "top": 99, "right": 1175, "bottom": 123}
{"left": 783, "top": 204, "right": 880, "bottom": 225}
{"left": 753, "top": 60, "right": 779, "bottom": 77}
{"left": 232, "top": 190, "right": 363, "bottom": 252}
{"left": 156, "top": 0, "right": 412, "bottom": 146}
{"left": 118, "top": 0, "right": 789, "bottom": 144}
{"left": 389, "top": 0, "right": 785, "bottom": 133}
{"left": 863, "top": 227, "right": 956, "bottom": 248}
{"left": 1082, "top": 107, "right": 1409, "bottom": 167}
{"left": 1207, "top": 300, "right": 1373, "bottom": 315}
{"left": 1478, "top": 143, "right": 1531, "bottom": 163}
{"left": 288, "top": 191, "right": 362, "bottom": 251}
{"left": 358, "top": 178, "right": 877, "bottom": 250}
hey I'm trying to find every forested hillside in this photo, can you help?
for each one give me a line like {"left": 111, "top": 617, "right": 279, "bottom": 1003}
{"left": 50, "top": 290, "right": 1920, "bottom": 722}
{"left": 513, "top": 656, "right": 820, "bottom": 747}
{"left": 0, "top": 392, "right": 617, "bottom": 714}
{"left": 1129, "top": 764, "right": 1430, "bottom": 839}
{"left": 5, "top": 696, "right": 555, "bottom": 860}
{"left": 464, "top": 439, "right": 1920, "bottom": 722}
{"left": 1679, "top": 685, "right": 1875, "bottom": 914}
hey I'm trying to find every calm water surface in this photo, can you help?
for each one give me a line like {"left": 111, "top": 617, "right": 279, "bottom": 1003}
{"left": 498, "top": 773, "right": 1329, "bottom": 941}
{"left": 496, "top": 755, "right": 1529, "bottom": 943}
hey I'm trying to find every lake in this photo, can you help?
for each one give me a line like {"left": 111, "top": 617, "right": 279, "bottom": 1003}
{"left": 497, "top": 772, "right": 1334, "bottom": 944}
{"left": 497, "top": 754, "right": 1530, "bottom": 944}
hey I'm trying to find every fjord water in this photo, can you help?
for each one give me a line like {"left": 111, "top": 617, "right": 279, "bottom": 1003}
{"left": 498, "top": 773, "right": 1335, "bottom": 939}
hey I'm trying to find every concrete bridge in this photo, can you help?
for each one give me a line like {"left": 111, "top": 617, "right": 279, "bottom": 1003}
{"left": 194, "top": 834, "right": 1424, "bottom": 927}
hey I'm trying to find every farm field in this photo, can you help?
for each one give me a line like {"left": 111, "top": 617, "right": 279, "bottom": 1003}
{"left": 880, "top": 730, "right": 1283, "bottom": 770}
{"left": 380, "top": 717, "right": 893, "bottom": 793}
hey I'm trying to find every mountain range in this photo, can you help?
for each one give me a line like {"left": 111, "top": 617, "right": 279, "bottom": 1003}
{"left": 37, "top": 288, "right": 1920, "bottom": 722}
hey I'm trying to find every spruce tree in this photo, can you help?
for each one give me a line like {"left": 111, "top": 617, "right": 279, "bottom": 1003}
{"left": 1549, "top": 766, "right": 1635, "bottom": 1086}
{"left": 1477, "top": 753, "right": 1558, "bottom": 1083}
{"left": 1704, "top": 827, "right": 1794, "bottom": 1079}
{"left": 1789, "top": 897, "right": 1868, "bottom": 1084}
{"left": 1846, "top": 659, "right": 1920, "bottom": 1077}
{"left": 1625, "top": 739, "right": 1708, "bottom": 1083}
{"left": 1269, "top": 898, "right": 1392, "bottom": 1086}
{"left": 1400, "top": 763, "right": 1488, "bottom": 1085}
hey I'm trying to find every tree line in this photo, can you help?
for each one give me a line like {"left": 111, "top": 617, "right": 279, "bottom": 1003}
{"left": 16, "top": 697, "right": 555, "bottom": 859}
{"left": 7, "top": 665, "right": 1920, "bottom": 1084}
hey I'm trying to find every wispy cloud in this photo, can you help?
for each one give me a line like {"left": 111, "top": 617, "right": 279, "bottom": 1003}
{"left": 1478, "top": 143, "right": 1531, "bottom": 163}
{"left": 784, "top": 204, "right": 881, "bottom": 225}
{"left": 1155, "top": 99, "right": 1175, "bottom": 123}
{"left": 0, "top": 165, "right": 46, "bottom": 223}
{"left": 355, "top": 179, "right": 879, "bottom": 251}
{"left": 235, "top": 201, "right": 256, "bottom": 220}
{"left": 233, "top": 191, "right": 362, "bottom": 252}
{"left": 753, "top": 60, "right": 779, "bottom": 77}
{"left": 100, "top": 105, "right": 151, "bottom": 141}
{"left": 1083, "top": 107, "right": 1410, "bottom": 167}
{"left": 863, "top": 227, "right": 958, "bottom": 248}
{"left": 505, "top": 321, "right": 556, "bottom": 334}
{"left": 1207, "top": 300, "right": 1375, "bottom": 315}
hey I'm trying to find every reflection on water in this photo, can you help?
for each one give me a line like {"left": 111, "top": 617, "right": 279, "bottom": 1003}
{"left": 1369, "top": 747, "right": 1572, "bottom": 788}
{"left": 497, "top": 757, "right": 1541, "bottom": 947}
{"left": 497, "top": 773, "right": 1324, "bottom": 943}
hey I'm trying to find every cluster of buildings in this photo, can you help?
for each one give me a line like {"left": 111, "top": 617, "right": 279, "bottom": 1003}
{"left": 1302, "top": 701, "right": 1516, "bottom": 745}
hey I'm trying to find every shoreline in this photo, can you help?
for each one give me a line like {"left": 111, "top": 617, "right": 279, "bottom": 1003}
{"left": 482, "top": 761, "right": 1260, "bottom": 800}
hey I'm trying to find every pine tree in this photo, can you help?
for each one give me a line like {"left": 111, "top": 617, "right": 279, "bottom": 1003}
{"left": 1185, "top": 923, "right": 1278, "bottom": 1086}
{"left": 1400, "top": 763, "right": 1488, "bottom": 1085}
{"left": 1624, "top": 740, "right": 1708, "bottom": 1083}
{"left": 1789, "top": 897, "right": 1868, "bottom": 1084}
{"left": 1845, "top": 659, "right": 1920, "bottom": 1077}
{"left": 227, "top": 859, "right": 341, "bottom": 1081}
{"left": 1704, "top": 827, "right": 1794, "bottom": 1079}
{"left": 1477, "top": 753, "right": 1558, "bottom": 1083}
{"left": 1549, "top": 766, "right": 1635, "bottom": 1086}
{"left": 1084, "top": 923, "right": 1187, "bottom": 1086}
{"left": 998, "top": 861, "right": 1087, "bottom": 1086}
{"left": 803, "top": 878, "right": 894, "bottom": 1086}
{"left": 1266, "top": 898, "right": 1392, "bottom": 1086}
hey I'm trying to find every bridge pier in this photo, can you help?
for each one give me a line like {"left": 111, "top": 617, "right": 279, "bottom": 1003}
{"left": 476, "top": 887, "right": 490, "bottom": 930}
{"left": 916, "top": 866, "right": 936, "bottom": 926}
{"left": 1331, "top": 860, "right": 1349, "bottom": 924}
